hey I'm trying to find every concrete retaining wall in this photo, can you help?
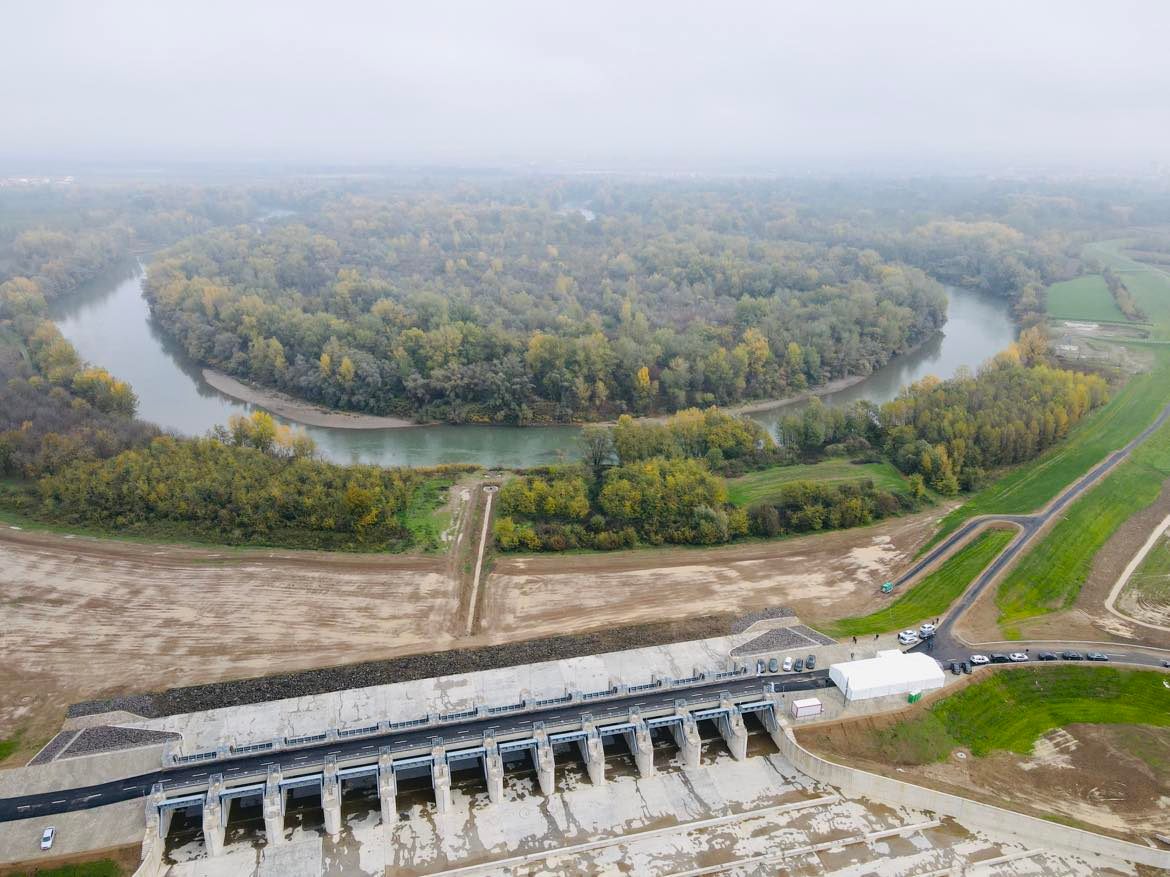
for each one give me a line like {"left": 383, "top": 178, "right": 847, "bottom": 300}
{"left": 776, "top": 722, "right": 1170, "bottom": 870}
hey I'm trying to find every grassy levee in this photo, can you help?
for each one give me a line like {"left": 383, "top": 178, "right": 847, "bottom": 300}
{"left": 851, "top": 667, "right": 1170, "bottom": 764}
{"left": 726, "top": 459, "right": 908, "bottom": 507}
{"left": 926, "top": 344, "right": 1170, "bottom": 551}
{"left": 823, "top": 527, "right": 1015, "bottom": 639}
{"left": 996, "top": 414, "right": 1170, "bottom": 632}
{"left": 1046, "top": 274, "right": 1127, "bottom": 322}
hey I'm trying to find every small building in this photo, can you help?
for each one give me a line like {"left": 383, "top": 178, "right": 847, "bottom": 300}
{"left": 829, "top": 649, "right": 945, "bottom": 702}
{"left": 790, "top": 697, "right": 823, "bottom": 719}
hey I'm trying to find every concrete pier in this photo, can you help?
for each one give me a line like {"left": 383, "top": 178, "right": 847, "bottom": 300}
{"left": 579, "top": 726, "right": 606, "bottom": 786}
{"left": 671, "top": 710, "right": 702, "bottom": 772}
{"left": 626, "top": 716, "right": 656, "bottom": 778}
{"left": 321, "top": 758, "right": 341, "bottom": 839}
{"left": 431, "top": 746, "right": 452, "bottom": 813}
{"left": 717, "top": 699, "right": 748, "bottom": 761}
{"left": 533, "top": 730, "right": 555, "bottom": 795}
{"left": 262, "top": 766, "right": 285, "bottom": 847}
{"left": 378, "top": 749, "right": 397, "bottom": 826}
{"left": 201, "top": 774, "right": 225, "bottom": 857}
{"left": 483, "top": 737, "right": 504, "bottom": 804}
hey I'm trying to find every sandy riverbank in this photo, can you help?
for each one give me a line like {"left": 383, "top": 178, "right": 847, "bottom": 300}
{"left": 202, "top": 369, "right": 419, "bottom": 429}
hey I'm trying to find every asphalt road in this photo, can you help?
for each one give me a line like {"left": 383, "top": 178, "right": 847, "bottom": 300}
{"left": 0, "top": 672, "right": 832, "bottom": 824}
{"left": 5, "top": 402, "right": 1170, "bottom": 827}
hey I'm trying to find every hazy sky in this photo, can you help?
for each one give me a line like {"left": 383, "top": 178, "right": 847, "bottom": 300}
{"left": 2, "top": 1, "right": 1167, "bottom": 172}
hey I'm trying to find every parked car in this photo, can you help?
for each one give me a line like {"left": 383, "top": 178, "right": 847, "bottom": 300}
{"left": 970, "top": 654, "right": 990, "bottom": 665}
{"left": 898, "top": 629, "right": 918, "bottom": 645}
{"left": 990, "top": 653, "right": 1011, "bottom": 664}
{"left": 805, "top": 654, "right": 816, "bottom": 670}
{"left": 1086, "top": 652, "right": 1109, "bottom": 662}
{"left": 40, "top": 827, "right": 55, "bottom": 850}
{"left": 962, "top": 661, "right": 972, "bottom": 674}
{"left": 1162, "top": 659, "right": 1170, "bottom": 668}
{"left": 1008, "top": 652, "right": 1029, "bottom": 662}
{"left": 1038, "top": 652, "right": 1057, "bottom": 661}
{"left": 919, "top": 623, "right": 936, "bottom": 637}
{"left": 950, "top": 661, "right": 962, "bottom": 675}
{"left": 782, "top": 656, "right": 793, "bottom": 672}
{"left": 756, "top": 659, "right": 766, "bottom": 674}
{"left": 1061, "top": 651, "right": 1084, "bottom": 661}
{"left": 792, "top": 658, "right": 804, "bottom": 672}
{"left": 768, "top": 657, "right": 780, "bottom": 673}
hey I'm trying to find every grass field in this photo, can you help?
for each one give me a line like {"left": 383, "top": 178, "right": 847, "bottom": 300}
{"left": 823, "top": 527, "right": 1015, "bottom": 639}
{"left": 1087, "top": 239, "right": 1170, "bottom": 340}
{"left": 1046, "top": 274, "right": 1127, "bottom": 322}
{"left": 996, "top": 413, "right": 1170, "bottom": 631}
{"left": 855, "top": 667, "right": 1170, "bottom": 764}
{"left": 926, "top": 344, "right": 1170, "bottom": 550}
{"left": 1125, "top": 529, "right": 1170, "bottom": 609}
{"left": 6, "top": 862, "right": 124, "bottom": 877}
{"left": 726, "top": 459, "right": 908, "bottom": 507}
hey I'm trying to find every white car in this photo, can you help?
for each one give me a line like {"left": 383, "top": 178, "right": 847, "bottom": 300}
{"left": 898, "top": 629, "right": 918, "bottom": 645}
{"left": 1009, "top": 652, "right": 1029, "bottom": 662}
{"left": 782, "top": 656, "right": 793, "bottom": 672}
{"left": 919, "top": 623, "right": 936, "bottom": 637}
{"left": 970, "top": 654, "right": 990, "bottom": 665}
{"left": 40, "top": 826, "right": 56, "bottom": 850}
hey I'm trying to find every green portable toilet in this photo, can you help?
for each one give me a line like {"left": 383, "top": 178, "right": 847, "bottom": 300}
{"left": 908, "top": 690, "right": 922, "bottom": 703}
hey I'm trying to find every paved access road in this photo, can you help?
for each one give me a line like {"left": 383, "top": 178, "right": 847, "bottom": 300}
{"left": 0, "top": 672, "right": 832, "bottom": 824}
{"left": 903, "top": 399, "right": 1170, "bottom": 665}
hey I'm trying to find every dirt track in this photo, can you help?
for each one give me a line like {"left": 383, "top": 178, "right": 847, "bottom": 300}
{"left": 0, "top": 505, "right": 949, "bottom": 763}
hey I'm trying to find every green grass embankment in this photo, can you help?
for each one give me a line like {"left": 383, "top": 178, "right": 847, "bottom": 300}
{"left": 823, "top": 527, "right": 1015, "bottom": 639}
{"left": 995, "top": 413, "right": 1170, "bottom": 631}
{"left": 1087, "top": 239, "right": 1170, "bottom": 339}
{"left": 6, "top": 862, "right": 124, "bottom": 877}
{"left": 927, "top": 344, "right": 1170, "bottom": 551}
{"left": 1046, "top": 274, "right": 1127, "bottom": 323}
{"left": 726, "top": 459, "right": 908, "bottom": 507}
{"left": 861, "top": 667, "right": 1170, "bottom": 764}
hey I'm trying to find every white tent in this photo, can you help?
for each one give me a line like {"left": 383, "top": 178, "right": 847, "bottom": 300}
{"left": 829, "top": 649, "right": 945, "bottom": 701}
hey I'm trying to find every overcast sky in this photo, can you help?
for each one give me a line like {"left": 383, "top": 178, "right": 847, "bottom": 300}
{"left": 2, "top": 1, "right": 1167, "bottom": 172}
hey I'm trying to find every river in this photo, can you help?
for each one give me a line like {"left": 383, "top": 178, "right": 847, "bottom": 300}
{"left": 51, "top": 265, "right": 1015, "bottom": 468}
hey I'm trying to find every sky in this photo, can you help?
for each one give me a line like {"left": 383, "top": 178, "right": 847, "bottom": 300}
{"left": 1, "top": 0, "right": 1168, "bottom": 173}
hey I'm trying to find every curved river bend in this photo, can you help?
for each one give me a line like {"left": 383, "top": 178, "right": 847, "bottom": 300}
{"left": 52, "top": 266, "right": 1015, "bottom": 468}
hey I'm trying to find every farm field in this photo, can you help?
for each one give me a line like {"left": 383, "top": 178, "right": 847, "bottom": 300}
{"left": 725, "top": 459, "right": 908, "bottom": 507}
{"left": 995, "top": 408, "right": 1170, "bottom": 631}
{"left": 1046, "top": 274, "right": 1126, "bottom": 322}
{"left": 1087, "top": 239, "right": 1170, "bottom": 339}
{"left": 799, "top": 667, "right": 1170, "bottom": 841}
{"left": 823, "top": 527, "right": 1015, "bottom": 639}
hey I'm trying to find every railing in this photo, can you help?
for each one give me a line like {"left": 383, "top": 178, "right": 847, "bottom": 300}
{"left": 284, "top": 732, "right": 328, "bottom": 747}
{"left": 582, "top": 686, "right": 617, "bottom": 701}
{"left": 230, "top": 741, "right": 274, "bottom": 755}
{"left": 387, "top": 715, "right": 430, "bottom": 731}
{"left": 532, "top": 693, "right": 572, "bottom": 707}
{"left": 487, "top": 700, "right": 527, "bottom": 714}
{"left": 627, "top": 680, "right": 662, "bottom": 693}
{"left": 172, "top": 750, "right": 218, "bottom": 765}
{"left": 337, "top": 724, "right": 380, "bottom": 739}
{"left": 438, "top": 707, "right": 477, "bottom": 723}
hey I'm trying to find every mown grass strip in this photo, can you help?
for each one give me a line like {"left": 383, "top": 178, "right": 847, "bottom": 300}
{"left": 726, "top": 459, "right": 907, "bottom": 507}
{"left": 822, "top": 527, "right": 1015, "bottom": 639}
{"left": 995, "top": 413, "right": 1170, "bottom": 632}
{"left": 856, "top": 667, "right": 1170, "bottom": 765}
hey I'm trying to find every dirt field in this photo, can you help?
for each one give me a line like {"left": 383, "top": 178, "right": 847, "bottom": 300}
{"left": 481, "top": 508, "right": 952, "bottom": 641}
{"left": 0, "top": 504, "right": 950, "bottom": 764}
{"left": 803, "top": 716, "right": 1170, "bottom": 842}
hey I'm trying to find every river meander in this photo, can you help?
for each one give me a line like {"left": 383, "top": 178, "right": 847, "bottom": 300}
{"left": 51, "top": 265, "right": 1015, "bottom": 468}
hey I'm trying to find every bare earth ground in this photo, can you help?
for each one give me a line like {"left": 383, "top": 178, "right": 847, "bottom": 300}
{"left": 802, "top": 715, "right": 1170, "bottom": 843}
{"left": 0, "top": 506, "right": 950, "bottom": 764}
{"left": 482, "top": 508, "right": 953, "bottom": 641}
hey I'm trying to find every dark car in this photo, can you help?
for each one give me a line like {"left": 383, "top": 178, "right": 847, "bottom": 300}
{"left": 792, "top": 658, "right": 804, "bottom": 673}
{"left": 768, "top": 657, "right": 779, "bottom": 673}
{"left": 805, "top": 654, "right": 816, "bottom": 670}
{"left": 1061, "top": 651, "right": 1084, "bottom": 661}
{"left": 1086, "top": 652, "right": 1109, "bottom": 662}
{"left": 1037, "top": 652, "right": 1057, "bottom": 660}
{"left": 962, "top": 661, "right": 972, "bottom": 674}
{"left": 990, "top": 653, "right": 1011, "bottom": 664}
{"left": 1163, "top": 659, "right": 1170, "bottom": 668}
{"left": 950, "top": 661, "right": 962, "bottom": 675}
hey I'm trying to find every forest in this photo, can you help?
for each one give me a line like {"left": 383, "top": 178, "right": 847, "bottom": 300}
{"left": 493, "top": 330, "right": 1109, "bottom": 552}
